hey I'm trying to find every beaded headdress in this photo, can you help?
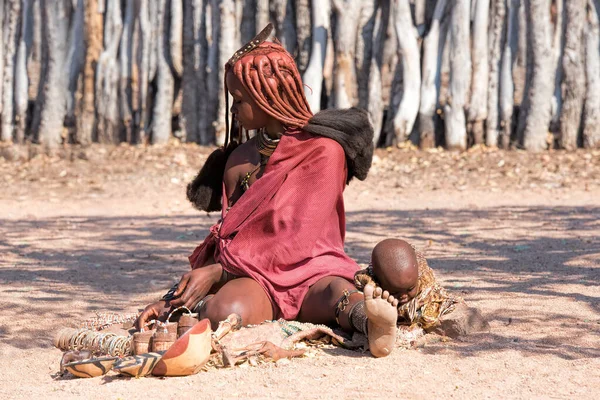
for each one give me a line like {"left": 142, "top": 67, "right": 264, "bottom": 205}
{"left": 227, "top": 23, "right": 274, "bottom": 66}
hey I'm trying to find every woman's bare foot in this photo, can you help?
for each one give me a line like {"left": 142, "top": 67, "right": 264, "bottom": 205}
{"left": 364, "top": 284, "right": 399, "bottom": 358}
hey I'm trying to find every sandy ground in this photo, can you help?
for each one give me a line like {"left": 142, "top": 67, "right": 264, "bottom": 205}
{"left": 0, "top": 144, "right": 599, "bottom": 399}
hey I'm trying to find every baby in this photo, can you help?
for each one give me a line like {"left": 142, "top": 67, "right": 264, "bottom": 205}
{"left": 358, "top": 238, "right": 461, "bottom": 331}
{"left": 369, "top": 239, "right": 420, "bottom": 306}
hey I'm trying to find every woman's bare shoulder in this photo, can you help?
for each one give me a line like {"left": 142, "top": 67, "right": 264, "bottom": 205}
{"left": 226, "top": 137, "right": 258, "bottom": 167}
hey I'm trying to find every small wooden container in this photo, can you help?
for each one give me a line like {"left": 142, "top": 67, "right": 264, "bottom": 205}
{"left": 164, "top": 322, "right": 178, "bottom": 335}
{"left": 132, "top": 330, "right": 154, "bottom": 355}
{"left": 177, "top": 314, "right": 199, "bottom": 338}
{"left": 151, "top": 331, "right": 177, "bottom": 352}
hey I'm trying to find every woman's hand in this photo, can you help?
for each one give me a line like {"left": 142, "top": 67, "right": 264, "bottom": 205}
{"left": 135, "top": 299, "right": 171, "bottom": 330}
{"left": 169, "top": 263, "right": 223, "bottom": 310}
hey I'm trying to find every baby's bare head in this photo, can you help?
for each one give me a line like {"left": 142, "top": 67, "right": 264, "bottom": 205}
{"left": 371, "top": 239, "right": 419, "bottom": 305}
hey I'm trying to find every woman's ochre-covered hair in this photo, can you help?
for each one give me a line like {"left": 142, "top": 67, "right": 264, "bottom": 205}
{"left": 226, "top": 42, "right": 313, "bottom": 130}
{"left": 223, "top": 24, "right": 312, "bottom": 147}
{"left": 187, "top": 24, "right": 374, "bottom": 212}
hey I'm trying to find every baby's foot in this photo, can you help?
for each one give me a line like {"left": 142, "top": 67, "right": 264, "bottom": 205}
{"left": 364, "top": 284, "right": 398, "bottom": 358}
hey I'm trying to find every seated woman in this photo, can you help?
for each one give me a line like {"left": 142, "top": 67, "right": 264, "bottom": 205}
{"left": 136, "top": 25, "right": 398, "bottom": 358}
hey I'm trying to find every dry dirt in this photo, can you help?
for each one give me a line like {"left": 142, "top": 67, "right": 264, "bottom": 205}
{"left": 1, "top": 143, "right": 599, "bottom": 399}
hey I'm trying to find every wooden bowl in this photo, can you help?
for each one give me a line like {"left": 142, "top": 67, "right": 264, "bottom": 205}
{"left": 151, "top": 318, "right": 212, "bottom": 377}
{"left": 112, "top": 352, "right": 164, "bottom": 378}
{"left": 63, "top": 356, "right": 118, "bottom": 378}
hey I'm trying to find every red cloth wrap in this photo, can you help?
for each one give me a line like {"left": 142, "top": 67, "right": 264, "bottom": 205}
{"left": 188, "top": 129, "right": 358, "bottom": 319}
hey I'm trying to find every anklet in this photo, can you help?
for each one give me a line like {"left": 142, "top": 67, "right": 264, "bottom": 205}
{"left": 348, "top": 301, "right": 368, "bottom": 334}
{"left": 334, "top": 289, "right": 360, "bottom": 325}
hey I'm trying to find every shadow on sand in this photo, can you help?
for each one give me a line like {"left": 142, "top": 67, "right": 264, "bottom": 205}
{"left": 1, "top": 206, "right": 598, "bottom": 359}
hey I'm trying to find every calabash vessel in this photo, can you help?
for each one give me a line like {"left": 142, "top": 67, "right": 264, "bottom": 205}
{"left": 112, "top": 352, "right": 164, "bottom": 378}
{"left": 63, "top": 356, "right": 118, "bottom": 378}
{"left": 152, "top": 318, "right": 212, "bottom": 376}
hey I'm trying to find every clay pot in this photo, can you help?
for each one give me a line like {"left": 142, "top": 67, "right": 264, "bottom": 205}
{"left": 63, "top": 356, "right": 118, "bottom": 379}
{"left": 177, "top": 314, "right": 198, "bottom": 338}
{"left": 132, "top": 330, "right": 155, "bottom": 355}
{"left": 152, "top": 318, "right": 212, "bottom": 377}
{"left": 151, "top": 331, "right": 177, "bottom": 352}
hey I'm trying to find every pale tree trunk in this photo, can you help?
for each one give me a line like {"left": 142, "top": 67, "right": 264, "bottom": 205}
{"left": 37, "top": 0, "right": 69, "bottom": 149}
{"left": 234, "top": 0, "right": 243, "bottom": 47}
{"left": 76, "top": 0, "right": 102, "bottom": 145}
{"left": 206, "top": 0, "right": 219, "bottom": 143}
{"left": 356, "top": 0, "right": 377, "bottom": 110}
{"left": 211, "top": 0, "right": 236, "bottom": 145}
{"left": 27, "top": 0, "right": 42, "bottom": 102}
{"left": 303, "top": 0, "right": 331, "bottom": 113}
{"left": 323, "top": 16, "right": 335, "bottom": 101}
{"left": 444, "top": 0, "right": 471, "bottom": 150}
{"left": 64, "top": 0, "right": 85, "bottom": 138}
{"left": 137, "top": 0, "right": 154, "bottom": 143}
{"left": 240, "top": 0, "right": 255, "bottom": 43}
{"left": 1, "top": 0, "right": 21, "bottom": 142}
{"left": 380, "top": 0, "right": 397, "bottom": 110}
{"left": 390, "top": 0, "right": 421, "bottom": 143}
{"left": 130, "top": 2, "right": 140, "bottom": 142}
{"left": 513, "top": 0, "right": 527, "bottom": 105}
{"left": 119, "top": 0, "right": 135, "bottom": 143}
{"left": 14, "top": 0, "right": 31, "bottom": 144}
{"left": 549, "top": 0, "right": 563, "bottom": 133}
{"left": 270, "top": 0, "right": 296, "bottom": 53}
{"left": 256, "top": 0, "right": 269, "bottom": 33}
{"left": 29, "top": 0, "right": 45, "bottom": 141}
{"left": 152, "top": 0, "right": 174, "bottom": 144}
{"left": 438, "top": 17, "right": 451, "bottom": 109}
{"left": 181, "top": 0, "right": 201, "bottom": 143}
{"left": 171, "top": 0, "right": 185, "bottom": 125}
{"left": 414, "top": 0, "right": 427, "bottom": 35}
{"left": 148, "top": 0, "right": 159, "bottom": 84}
{"left": 295, "top": 0, "right": 311, "bottom": 73}
{"left": 583, "top": 0, "right": 600, "bottom": 148}
{"left": 381, "top": 0, "right": 402, "bottom": 146}
{"left": 182, "top": 0, "right": 209, "bottom": 144}
{"left": 418, "top": 0, "right": 447, "bottom": 149}
{"left": 283, "top": 0, "right": 297, "bottom": 54}
{"left": 559, "top": 0, "right": 586, "bottom": 150}
{"left": 517, "top": 0, "right": 553, "bottom": 152}
{"left": 331, "top": 0, "right": 362, "bottom": 108}
{"left": 0, "top": 3, "right": 5, "bottom": 123}
{"left": 486, "top": 0, "right": 505, "bottom": 147}
{"left": 196, "top": 0, "right": 209, "bottom": 144}
{"left": 170, "top": 0, "right": 183, "bottom": 78}
{"left": 96, "top": 0, "right": 122, "bottom": 144}
{"left": 499, "top": 0, "right": 519, "bottom": 149}
{"left": 368, "top": 0, "right": 388, "bottom": 145}
{"left": 467, "top": 0, "right": 489, "bottom": 146}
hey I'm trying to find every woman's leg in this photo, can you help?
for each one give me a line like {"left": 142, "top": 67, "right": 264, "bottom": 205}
{"left": 298, "top": 276, "right": 399, "bottom": 358}
{"left": 297, "top": 276, "right": 362, "bottom": 332}
{"left": 198, "top": 277, "right": 274, "bottom": 330}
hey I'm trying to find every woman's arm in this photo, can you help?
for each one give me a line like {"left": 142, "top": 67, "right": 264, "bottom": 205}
{"left": 223, "top": 138, "right": 260, "bottom": 206}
